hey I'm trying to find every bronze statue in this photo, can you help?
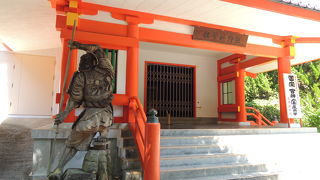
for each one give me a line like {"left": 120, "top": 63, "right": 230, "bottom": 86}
{"left": 48, "top": 41, "right": 114, "bottom": 180}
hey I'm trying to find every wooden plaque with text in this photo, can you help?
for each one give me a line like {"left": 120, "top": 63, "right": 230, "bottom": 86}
{"left": 193, "top": 26, "right": 248, "bottom": 47}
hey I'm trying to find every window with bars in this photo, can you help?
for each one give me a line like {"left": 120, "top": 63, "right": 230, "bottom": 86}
{"left": 146, "top": 63, "right": 195, "bottom": 117}
{"left": 104, "top": 49, "right": 118, "bottom": 93}
{"left": 222, "top": 81, "right": 235, "bottom": 104}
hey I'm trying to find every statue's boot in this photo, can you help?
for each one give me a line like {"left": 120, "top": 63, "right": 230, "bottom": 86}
{"left": 48, "top": 168, "right": 62, "bottom": 180}
{"left": 48, "top": 147, "right": 77, "bottom": 180}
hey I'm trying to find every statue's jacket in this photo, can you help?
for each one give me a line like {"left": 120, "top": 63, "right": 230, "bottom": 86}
{"left": 68, "top": 44, "right": 114, "bottom": 132}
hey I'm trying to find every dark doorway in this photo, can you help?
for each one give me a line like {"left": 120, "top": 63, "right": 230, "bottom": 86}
{"left": 146, "top": 63, "right": 195, "bottom": 117}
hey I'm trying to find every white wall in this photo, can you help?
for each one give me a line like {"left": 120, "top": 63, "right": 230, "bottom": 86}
{"left": 0, "top": 51, "right": 55, "bottom": 116}
{"left": 19, "top": 48, "right": 62, "bottom": 115}
{"left": 137, "top": 42, "right": 229, "bottom": 117}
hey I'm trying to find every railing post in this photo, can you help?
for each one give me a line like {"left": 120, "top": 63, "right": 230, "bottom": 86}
{"left": 145, "top": 109, "right": 160, "bottom": 180}
{"left": 258, "top": 114, "right": 262, "bottom": 127}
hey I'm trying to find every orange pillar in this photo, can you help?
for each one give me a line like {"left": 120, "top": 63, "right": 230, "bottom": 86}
{"left": 126, "top": 22, "right": 139, "bottom": 97}
{"left": 236, "top": 69, "right": 246, "bottom": 122}
{"left": 59, "top": 39, "right": 78, "bottom": 122}
{"left": 145, "top": 123, "right": 160, "bottom": 180}
{"left": 125, "top": 22, "right": 140, "bottom": 124}
{"left": 277, "top": 56, "right": 294, "bottom": 124}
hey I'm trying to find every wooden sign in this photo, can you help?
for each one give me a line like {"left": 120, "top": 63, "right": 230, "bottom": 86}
{"left": 193, "top": 26, "right": 248, "bottom": 47}
{"left": 283, "top": 73, "right": 302, "bottom": 118}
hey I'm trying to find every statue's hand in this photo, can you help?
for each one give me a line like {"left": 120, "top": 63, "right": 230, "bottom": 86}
{"left": 68, "top": 40, "right": 80, "bottom": 49}
{"left": 54, "top": 111, "right": 69, "bottom": 125}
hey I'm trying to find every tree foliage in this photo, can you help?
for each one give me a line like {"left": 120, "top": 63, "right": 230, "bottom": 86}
{"left": 245, "top": 60, "right": 320, "bottom": 128}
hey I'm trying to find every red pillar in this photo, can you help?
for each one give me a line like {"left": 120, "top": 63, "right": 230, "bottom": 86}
{"left": 277, "top": 56, "right": 294, "bottom": 124}
{"left": 235, "top": 69, "right": 246, "bottom": 122}
{"left": 126, "top": 22, "right": 139, "bottom": 97}
{"left": 145, "top": 123, "right": 160, "bottom": 180}
{"left": 59, "top": 39, "right": 78, "bottom": 122}
{"left": 124, "top": 21, "right": 140, "bottom": 124}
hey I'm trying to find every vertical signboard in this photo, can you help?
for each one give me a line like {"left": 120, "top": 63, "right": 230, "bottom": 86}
{"left": 283, "top": 73, "right": 302, "bottom": 118}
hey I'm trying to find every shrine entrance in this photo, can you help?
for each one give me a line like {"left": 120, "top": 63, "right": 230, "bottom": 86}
{"left": 145, "top": 62, "right": 195, "bottom": 117}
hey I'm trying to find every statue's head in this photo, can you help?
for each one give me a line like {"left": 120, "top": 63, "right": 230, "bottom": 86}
{"left": 79, "top": 53, "right": 98, "bottom": 72}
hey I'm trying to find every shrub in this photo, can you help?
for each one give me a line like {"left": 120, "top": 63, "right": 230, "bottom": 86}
{"left": 246, "top": 98, "right": 280, "bottom": 122}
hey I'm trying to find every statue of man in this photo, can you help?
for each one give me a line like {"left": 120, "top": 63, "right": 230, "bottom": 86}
{"left": 48, "top": 41, "right": 114, "bottom": 180}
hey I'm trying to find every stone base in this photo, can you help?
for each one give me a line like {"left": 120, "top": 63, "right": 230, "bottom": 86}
{"left": 122, "top": 170, "right": 142, "bottom": 180}
{"left": 31, "top": 123, "right": 125, "bottom": 179}
{"left": 274, "top": 123, "right": 301, "bottom": 128}
{"left": 62, "top": 168, "right": 95, "bottom": 180}
{"left": 217, "top": 121, "right": 251, "bottom": 126}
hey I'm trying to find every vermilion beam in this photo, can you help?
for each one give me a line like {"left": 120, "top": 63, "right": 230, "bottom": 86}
{"left": 245, "top": 71, "right": 257, "bottom": 79}
{"left": 60, "top": 28, "right": 138, "bottom": 49}
{"left": 140, "top": 28, "right": 284, "bottom": 57}
{"left": 221, "top": 0, "right": 320, "bottom": 22}
{"left": 80, "top": 2, "right": 282, "bottom": 40}
{"left": 218, "top": 105, "right": 238, "bottom": 112}
{"left": 219, "top": 57, "right": 275, "bottom": 75}
{"left": 296, "top": 37, "right": 320, "bottom": 43}
{"left": 220, "top": 66, "right": 237, "bottom": 76}
{"left": 56, "top": 16, "right": 284, "bottom": 57}
{"left": 112, "top": 94, "right": 130, "bottom": 106}
{"left": 218, "top": 72, "right": 238, "bottom": 82}
{"left": 217, "top": 54, "right": 246, "bottom": 64}
{"left": 239, "top": 57, "right": 275, "bottom": 69}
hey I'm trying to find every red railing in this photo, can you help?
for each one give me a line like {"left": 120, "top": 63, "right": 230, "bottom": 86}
{"left": 246, "top": 107, "right": 277, "bottom": 126}
{"left": 128, "top": 97, "right": 160, "bottom": 180}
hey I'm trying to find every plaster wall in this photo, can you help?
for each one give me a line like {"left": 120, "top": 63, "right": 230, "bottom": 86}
{"left": 18, "top": 48, "right": 62, "bottom": 115}
{"left": 0, "top": 51, "right": 55, "bottom": 116}
{"left": 136, "top": 43, "right": 229, "bottom": 117}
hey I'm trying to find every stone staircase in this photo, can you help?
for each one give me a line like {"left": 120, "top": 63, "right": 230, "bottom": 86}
{"left": 117, "top": 128, "right": 280, "bottom": 180}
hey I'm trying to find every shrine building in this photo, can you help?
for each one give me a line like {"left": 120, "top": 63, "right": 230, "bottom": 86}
{"left": 1, "top": 0, "right": 320, "bottom": 179}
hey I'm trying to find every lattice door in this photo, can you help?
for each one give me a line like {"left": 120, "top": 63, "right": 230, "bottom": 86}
{"left": 146, "top": 63, "right": 195, "bottom": 117}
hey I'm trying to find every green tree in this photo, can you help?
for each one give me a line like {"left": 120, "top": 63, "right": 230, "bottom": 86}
{"left": 245, "top": 60, "right": 320, "bottom": 127}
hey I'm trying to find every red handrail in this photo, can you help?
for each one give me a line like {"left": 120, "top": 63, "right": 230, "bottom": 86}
{"left": 246, "top": 107, "right": 277, "bottom": 126}
{"left": 128, "top": 97, "right": 160, "bottom": 180}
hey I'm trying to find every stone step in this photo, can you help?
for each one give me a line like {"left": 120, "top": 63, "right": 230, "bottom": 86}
{"left": 160, "top": 163, "right": 268, "bottom": 180}
{"left": 119, "top": 135, "right": 221, "bottom": 148}
{"left": 161, "top": 154, "right": 247, "bottom": 167}
{"left": 159, "top": 118, "right": 217, "bottom": 125}
{"left": 161, "top": 145, "right": 228, "bottom": 156}
{"left": 121, "top": 153, "right": 247, "bottom": 170}
{"left": 183, "top": 172, "right": 278, "bottom": 180}
{"left": 120, "top": 144, "right": 227, "bottom": 159}
{"left": 161, "top": 136, "right": 219, "bottom": 146}
{"left": 160, "top": 128, "right": 317, "bottom": 136}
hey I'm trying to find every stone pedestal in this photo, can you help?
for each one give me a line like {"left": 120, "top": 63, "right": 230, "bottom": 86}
{"left": 30, "top": 123, "right": 123, "bottom": 180}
